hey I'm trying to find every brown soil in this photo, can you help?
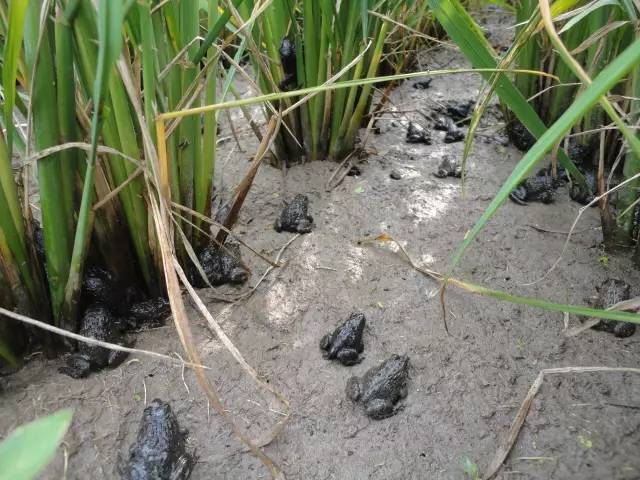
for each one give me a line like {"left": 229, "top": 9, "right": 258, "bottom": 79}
{"left": 2, "top": 8, "right": 639, "bottom": 480}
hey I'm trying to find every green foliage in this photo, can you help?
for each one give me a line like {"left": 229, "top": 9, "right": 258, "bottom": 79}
{"left": 0, "top": 409, "right": 72, "bottom": 480}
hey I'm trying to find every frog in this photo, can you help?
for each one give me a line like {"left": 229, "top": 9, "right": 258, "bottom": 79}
{"left": 444, "top": 122, "right": 465, "bottom": 144}
{"left": 509, "top": 175, "right": 557, "bottom": 205}
{"left": 568, "top": 141, "right": 594, "bottom": 165}
{"left": 406, "top": 121, "right": 431, "bottom": 144}
{"left": 126, "top": 297, "right": 171, "bottom": 330}
{"left": 59, "top": 306, "right": 130, "bottom": 379}
{"left": 346, "top": 354, "right": 410, "bottom": 420}
{"left": 431, "top": 113, "right": 465, "bottom": 143}
{"left": 591, "top": 279, "right": 636, "bottom": 338}
{"left": 121, "top": 399, "right": 195, "bottom": 480}
{"left": 412, "top": 79, "right": 432, "bottom": 89}
{"left": 192, "top": 242, "right": 249, "bottom": 288}
{"left": 319, "top": 312, "right": 366, "bottom": 366}
{"left": 570, "top": 169, "right": 596, "bottom": 206}
{"left": 444, "top": 99, "right": 475, "bottom": 124}
{"left": 506, "top": 119, "right": 536, "bottom": 152}
{"left": 433, "top": 116, "right": 450, "bottom": 132}
{"left": 274, "top": 194, "right": 314, "bottom": 233}
{"left": 278, "top": 38, "right": 297, "bottom": 91}
{"left": 433, "top": 155, "right": 462, "bottom": 179}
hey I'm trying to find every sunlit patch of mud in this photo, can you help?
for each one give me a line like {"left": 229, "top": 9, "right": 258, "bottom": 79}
{"left": 344, "top": 245, "right": 365, "bottom": 281}
{"left": 265, "top": 281, "right": 302, "bottom": 328}
{"left": 405, "top": 184, "right": 457, "bottom": 223}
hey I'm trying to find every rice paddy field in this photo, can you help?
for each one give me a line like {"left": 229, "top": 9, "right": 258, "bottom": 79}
{"left": 1, "top": 1, "right": 640, "bottom": 479}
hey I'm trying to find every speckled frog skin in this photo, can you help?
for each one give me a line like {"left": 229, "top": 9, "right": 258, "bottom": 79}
{"left": 406, "top": 122, "right": 431, "bottom": 144}
{"left": 274, "top": 194, "right": 314, "bottom": 233}
{"left": 592, "top": 279, "right": 636, "bottom": 338}
{"left": 59, "top": 306, "right": 129, "bottom": 379}
{"left": 121, "top": 399, "right": 195, "bottom": 480}
{"left": 433, "top": 156, "right": 462, "bottom": 178}
{"left": 320, "top": 312, "right": 366, "bottom": 366}
{"left": 346, "top": 354, "right": 409, "bottom": 419}
{"left": 509, "top": 175, "right": 557, "bottom": 205}
{"left": 192, "top": 242, "right": 248, "bottom": 287}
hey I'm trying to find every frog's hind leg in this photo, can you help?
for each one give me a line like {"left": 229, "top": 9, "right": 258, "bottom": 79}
{"left": 365, "top": 398, "right": 395, "bottom": 419}
{"left": 509, "top": 187, "right": 528, "bottom": 205}
{"left": 539, "top": 190, "right": 555, "bottom": 204}
{"left": 59, "top": 354, "right": 92, "bottom": 379}
{"left": 337, "top": 348, "right": 362, "bottom": 366}
{"left": 170, "top": 452, "right": 197, "bottom": 480}
{"left": 298, "top": 216, "right": 314, "bottom": 233}
{"left": 319, "top": 332, "right": 334, "bottom": 354}
{"left": 108, "top": 339, "right": 135, "bottom": 368}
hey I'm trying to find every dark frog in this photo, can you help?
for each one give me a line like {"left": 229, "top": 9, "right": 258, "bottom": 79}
{"left": 346, "top": 354, "right": 410, "bottom": 419}
{"left": 509, "top": 175, "right": 558, "bottom": 205}
{"left": 278, "top": 38, "right": 297, "bottom": 91}
{"left": 121, "top": 399, "right": 195, "bottom": 480}
{"left": 444, "top": 99, "right": 475, "bottom": 124}
{"left": 60, "top": 306, "right": 130, "bottom": 379}
{"left": 570, "top": 170, "right": 596, "bottom": 206}
{"left": 274, "top": 194, "right": 314, "bottom": 234}
{"left": 126, "top": 297, "right": 171, "bottom": 330}
{"left": 406, "top": 122, "right": 431, "bottom": 144}
{"left": 591, "top": 279, "right": 636, "bottom": 338}
{"left": 320, "top": 312, "right": 366, "bottom": 366}
{"left": 433, "top": 155, "right": 462, "bottom": 179}
{"left": 192, "top": 242, "right": 248, "bottom": 288}
{"left": 506, "top": 119, "right": 536, "bottom": 152}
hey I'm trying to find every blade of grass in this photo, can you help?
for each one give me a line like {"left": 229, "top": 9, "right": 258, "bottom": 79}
{"left": 2, "top": 0, "right": 29, "bottom": 157}
{"left": 428, "top": 0, "right": 585, "bottom": 184}
{"left": 447, "top": 37, "right": 640, "bottom": 277}
{"left": 62, "top": 0, "right": 127, "bottom": 327}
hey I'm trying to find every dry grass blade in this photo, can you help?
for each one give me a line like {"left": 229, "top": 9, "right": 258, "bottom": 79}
{"left": 0, "top": 306, "right": 208, "bottom": 370}
{"left": 171, "top": 202, "right": 280, "bottom": 267}
{"left": 484, "top": 366, "right": 640, "bottom": 480}
{"left": 215, "top": 116, "right": 281, "bottom": 245}
{"left": 147, "top": 185, "right": 286, "bottom": 479}
{"left": 173, "top": 259, "right": 291, "bottom": 448}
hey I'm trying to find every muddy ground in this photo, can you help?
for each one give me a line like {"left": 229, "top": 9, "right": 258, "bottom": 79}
{"left": 2, "top": 7, "right": 640, "bottom": 480}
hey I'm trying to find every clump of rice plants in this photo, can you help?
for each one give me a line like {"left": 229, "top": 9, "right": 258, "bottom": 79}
{"left": 504, "top": 1, "right": 640, "bottom": 250}
{"left": 0, "top": 0, "right": 227, "bottom": 362}
{"left": 232, "top": 0, "right": 416, "bottom": 164}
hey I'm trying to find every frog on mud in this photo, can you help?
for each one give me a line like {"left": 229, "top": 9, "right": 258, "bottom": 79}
{"left": 126, "top": 297, "right": 171, "bottom": 330}
{"left": 192, "top": 242, "right": 248, "bottom": 288}
{"left": 509, "top": 175, "right": 558, "bottom": 205}
{"left": 570, "top": 170, "right": 596, "bottom": 206}
{"left": 346, "top": 354, "right": 410, "bottom": 419}
{"left": 274, "top": 194, "right": 314, "bottom": 233}
{"left": 406, "top": 121, "right": 431, "bottom": 144}
{"left": 60, "top": 306, "right": 130, "bottom": 379}
{"left": 320, "top": 312, "right": 366, "bottom": 366}
{"left": 121, "top": 399, "right": 195, "bottom": 480}
{"left": 433, "top": 156, "right": 462, "bottom": 179}
{"left": 443, "top": 99, "right": 475, "bottom": 124}
{"left": 506, "top": 119, "right": 536, "bottom": 152}
{"left": 591, "top": 279, "right": 636, "bottom": 338}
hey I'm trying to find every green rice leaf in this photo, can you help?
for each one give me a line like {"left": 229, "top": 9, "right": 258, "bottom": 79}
{"left": 2, "top": 0, "right": 29, "bottom": 157}
{"left": 427, "top": 0, "right": 584, "bottom": 183}
{"left": 0, "top": 409, "right": 72, "bottom": 480}
{"left": 559, "top": 0, "right": 621, "bottom": 34}
{"left": 449, "top": 37, "right": 640, "bottom": 273}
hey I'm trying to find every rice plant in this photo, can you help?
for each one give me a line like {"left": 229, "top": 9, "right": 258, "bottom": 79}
{"left": 509, "top": 0, "right": 640, "bottom": 249}
{"left": 0, "top": 0, "right": 226, "bottom": 360}
{"left": 230, "top": 0, "right": 435, "bottom": 165}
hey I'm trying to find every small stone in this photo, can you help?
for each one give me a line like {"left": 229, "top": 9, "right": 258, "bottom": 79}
{"left": 390, "top": 170, "right": 402, "bottom": 180}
